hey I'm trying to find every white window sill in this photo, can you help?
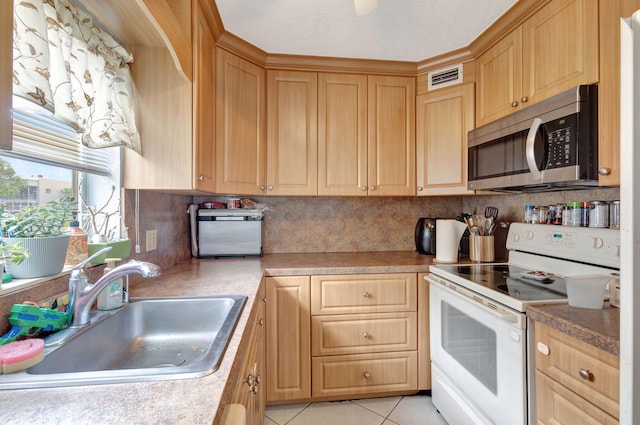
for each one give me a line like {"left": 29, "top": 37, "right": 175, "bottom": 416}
{"left": 0, "top": 266, "right": 76, "bottom": 296}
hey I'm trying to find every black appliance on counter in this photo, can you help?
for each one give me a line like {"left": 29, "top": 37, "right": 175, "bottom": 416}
{"left": 415, "top": 217, "right": 437, "bottom": 255}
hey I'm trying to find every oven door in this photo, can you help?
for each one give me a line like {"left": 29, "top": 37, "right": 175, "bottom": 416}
{"left": 428, "top": 274, "right": 527, "bottom": 425}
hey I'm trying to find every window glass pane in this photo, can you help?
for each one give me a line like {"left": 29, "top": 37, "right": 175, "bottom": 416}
{"left": 0, "top": 156, "right": 73, "bottom": 210}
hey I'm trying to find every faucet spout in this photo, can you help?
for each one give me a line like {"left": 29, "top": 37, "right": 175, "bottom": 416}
{"left": 70, "top": 260, "right": 162, "bottom": 327}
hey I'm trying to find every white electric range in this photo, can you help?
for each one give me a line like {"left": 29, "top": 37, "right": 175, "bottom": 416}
{"left": 427, "top": 222, "right": 620, "bottom": 425}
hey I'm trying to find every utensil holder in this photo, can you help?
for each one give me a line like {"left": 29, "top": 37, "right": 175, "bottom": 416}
{"left": 469, "top": 235, "right": 495, "bottom": 262}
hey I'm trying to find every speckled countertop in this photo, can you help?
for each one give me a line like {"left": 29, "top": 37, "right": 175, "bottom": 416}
{"left": 0, "top": 251, "right": 433, "bottom": 425}
{"left": 527, "top": 304, "right": 620, "bottom": 356}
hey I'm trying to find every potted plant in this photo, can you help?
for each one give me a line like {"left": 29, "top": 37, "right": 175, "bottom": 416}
{"left": 0, "top": 198, "right": 74, "bottom": 278}
{"left": 79, "top": 181, "right": 131, "bottom": 265}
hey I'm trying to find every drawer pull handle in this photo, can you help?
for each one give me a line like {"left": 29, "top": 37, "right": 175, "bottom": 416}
{"left": 579, "top": 369, "right": 594, "bottom": 381}
{"left": 363, "top": 332, "right": 370, "bottom": 339}
{"left": 363, "top": 372, "right": 371, "bottom": 379}
{"left": 363, "top": 291, "right": 370, "bottom": 298}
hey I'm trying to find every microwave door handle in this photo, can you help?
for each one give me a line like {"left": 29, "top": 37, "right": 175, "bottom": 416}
{"left": 525, "top": 117, "right": 543, "bottom": 181}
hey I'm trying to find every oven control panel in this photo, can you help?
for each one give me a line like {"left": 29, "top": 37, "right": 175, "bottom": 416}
{"left": 506, "top": 223, "right": 620, "bottom": 269}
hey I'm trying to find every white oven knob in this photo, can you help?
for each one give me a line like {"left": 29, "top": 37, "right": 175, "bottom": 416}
{"left": 526, "top": 231, "right": 534, "bottom": 240}
{"left": 512, "top": 233, "right": 520, "bottom": 243}
{"left": 537, "top": 342, "right": 550, "bottom": 356}
{"left": 592, "top": 237, "right": 604, "bottom": 249}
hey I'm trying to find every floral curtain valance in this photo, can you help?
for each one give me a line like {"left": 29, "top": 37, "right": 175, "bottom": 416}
{"left": 12, "top": 0, "right": 141, "bottom": 154}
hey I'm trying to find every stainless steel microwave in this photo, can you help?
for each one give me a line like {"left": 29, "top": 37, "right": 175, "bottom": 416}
{"left": 467, "top": 85, "right": 599, "bottom": 192}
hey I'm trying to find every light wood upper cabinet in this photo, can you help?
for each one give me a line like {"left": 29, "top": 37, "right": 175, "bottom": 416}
{"left": 192, "top": 0, "right": 216, "bottom": 192}
{"left": 476, "top": 0, "right": 599, "bottom": 127}
{"left": 266, "top": 70, "right": 318, "bottom": 195}
{"left": 476, "top": 28, "right": 523, "bottom": 127}
{"left": 215, "top": 49, "right": 266, "bottom": 195}
{"left": 123, "top": 0, "right": 218, "bottom": 192}
{"left": 416, "top": 83, "right": 475, "bottom": 196}
{"left": 317, "top": 73, "right": 415, "bottom": 196}
{"left": 318, "top": 73, "right": 368, "bottom": 196}
{"left": 0, "top": 0, "right": 11, "bottom": 151}
{"left": 367, "top": 75, "right": 416, "bottom": 196}
{"left": 597, "top": 0, "right": 640, "bottom": 186}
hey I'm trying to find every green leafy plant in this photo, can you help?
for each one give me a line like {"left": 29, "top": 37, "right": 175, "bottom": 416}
{"left": 0, "top": 198, "right": 75, "bottom": 238}
{"left": 0, "top": 241, "right": 31, "bottom": 265}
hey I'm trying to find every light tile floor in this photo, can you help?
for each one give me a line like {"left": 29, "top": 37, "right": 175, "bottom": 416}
{"left": 264, "top": 395, "right": 449, "bottom": 425}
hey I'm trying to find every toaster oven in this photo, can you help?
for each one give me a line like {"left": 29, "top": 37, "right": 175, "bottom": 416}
{"left": 188, "top": 205, "right": 263, "bottom": 258}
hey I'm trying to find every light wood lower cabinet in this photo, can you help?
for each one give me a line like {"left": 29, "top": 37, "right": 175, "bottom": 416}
{"left": 266, "top": 273, "right": 424, "bottom": 404}
{"left": 312, "top": 351, "right": 418, "bottom": 398}
{"left": 231, "top": 284, "right": 266, "bottom": 425}
{"left": 534, "top": 322, "right": 619, "bottom": 424}
{"left": 265, "top": 276, "right": 311, "bottom": 402}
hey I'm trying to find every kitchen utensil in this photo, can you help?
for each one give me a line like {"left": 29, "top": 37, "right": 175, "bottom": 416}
{"left": 484, "top": 206, "right": 499, "bottom": 222}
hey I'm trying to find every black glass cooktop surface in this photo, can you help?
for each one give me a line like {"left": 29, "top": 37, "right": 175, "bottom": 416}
{"left": 431, "top": 263, "right": 567, "bottom": 303}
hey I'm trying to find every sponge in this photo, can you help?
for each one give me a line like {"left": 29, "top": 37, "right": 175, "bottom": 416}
{"left": 0, "top": 339, "right": 45, "bottom": 374}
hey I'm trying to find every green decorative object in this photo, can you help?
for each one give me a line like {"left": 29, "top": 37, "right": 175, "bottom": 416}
{"left": 88, "top": 239, "right": 132, "bottom": 265}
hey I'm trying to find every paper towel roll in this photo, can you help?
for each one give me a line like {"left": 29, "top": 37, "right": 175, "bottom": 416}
{"left": 436, "top": 219, "right": 466, "bottom": 263}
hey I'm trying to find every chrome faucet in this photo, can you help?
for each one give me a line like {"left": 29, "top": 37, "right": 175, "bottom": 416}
{"left": 68, "top": 247, "right": 162, "bottom": 327}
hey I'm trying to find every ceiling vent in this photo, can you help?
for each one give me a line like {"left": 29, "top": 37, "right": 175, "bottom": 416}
{"left": 427, "top": 64, "right": 463, "bottom": 91}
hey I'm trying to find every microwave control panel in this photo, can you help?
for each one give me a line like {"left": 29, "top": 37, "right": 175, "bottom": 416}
{"left": 545, "top": 113, "right": 578, "bottom": 168}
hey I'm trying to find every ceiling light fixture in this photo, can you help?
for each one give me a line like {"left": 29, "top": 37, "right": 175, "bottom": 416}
{"left": 354, "top": 0, "right": 378, "bottom": 16}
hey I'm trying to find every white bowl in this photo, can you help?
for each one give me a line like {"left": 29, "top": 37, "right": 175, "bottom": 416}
{"left": 565, "top": 274, "right": 610, "bottom": 309}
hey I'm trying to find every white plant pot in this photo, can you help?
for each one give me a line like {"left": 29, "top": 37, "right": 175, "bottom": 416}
{"left": 1, "top": 235, "right": 71, "bottom": 279}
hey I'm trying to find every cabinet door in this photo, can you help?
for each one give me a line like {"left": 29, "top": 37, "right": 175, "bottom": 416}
{"left": 476, "top": 27, "right": 523, "bottom": 127}
{"left": 418, "top": 272, "right": 431, "bottom": 390}
{"left": 536, "top": 371, "right": 618, "bottom": 425}
{"left": 192, "top": 1, "right": 216, "bottom": 192}
{"left": 0, "top": 0, "right": 11, "bottom": 150}
{"left": 416, "top": 83, "right": 475, "bottom": 196}
{"left": 266, "top": 276, "right": 311, "bottom": 402}
{"left": 367, "top": 75, "right": 416, "bottom": 196}
{"left": 266, "top": 70, "right": 318, "bottom": 195}
{"left": 216, "top": 49, "right": 266, "bottom": 195}
{"left": 522, "top": 0, "right": 599, "bottom": 106}
{"left": 318, "top": 73, "right": 368, "bottom": 196}
{"left": 232, "top": 285, "right": 266, "bottom": 425}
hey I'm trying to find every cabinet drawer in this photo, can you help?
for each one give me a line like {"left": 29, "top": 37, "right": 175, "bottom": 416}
{"left": 311, "top": 312, "right": 417, "bottom": 356}
{"left": 312, "top": 351, "right": 417, "bottom": 397}
{"left": 536, "top": 371, "right": 618, "bottom": 425}
{"left": 535, "top": 322, "right": 619, "bottom": 419}
{"left": 311, "top": 273, "right": 417, "bottom": 315}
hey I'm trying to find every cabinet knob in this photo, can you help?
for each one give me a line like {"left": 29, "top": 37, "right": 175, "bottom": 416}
{"left": 521, "top": 96, "right": 529, "bottom": 103}
{"left": 511, "top": 101, "right": 518, "bottom": 107}
{"left": 361, "top": 186, "right": 367, "bottom": 191}
{"left": 370, "top": 186, "right": 376, "bottom": 191}
{"left": 260, "top": 185, "right": 266, "bottom": 191}
{"left": 417, "top": 186, "right": 423, "bottom": 192}
{"left": 598, "top": 167, "right": 611, "bottom": 176}
{"left": 198, "top": 175, "right": 204, "bottom": 182}
{"left": 268, "top": 185, "right": 274, "bottom": 191}
{"left": 362, "top": 291, "right": 370, "bottom": 298}
{"left": 363, "top": 332, "right": 370, "bottom": 339}
{"left": 257, "top": 318, "right": 264, "bottom": 326}
{"left": 579, "top": 369, "right": 594, "bottom": 381}
{"left": 363, "top": 372, "right": 371, "bottom": 379}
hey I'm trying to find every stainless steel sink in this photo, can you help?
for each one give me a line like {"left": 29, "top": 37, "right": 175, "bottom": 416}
{"left": 0, "top": 295, "right": 246, "bottom": 389}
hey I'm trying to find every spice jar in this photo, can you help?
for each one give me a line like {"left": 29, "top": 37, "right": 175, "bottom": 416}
{"left": 568, "top": 202, "right": 581, "bottom": 227}
{"left": 610, "top": 200, "right": 620, "bottom": 229}
{"left": 589, "top": 201, "right": 609, "bottom": 228}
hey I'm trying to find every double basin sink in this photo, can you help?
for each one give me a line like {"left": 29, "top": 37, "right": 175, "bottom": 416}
{"left": 0, "top": 295, "right": 246, "bottom": 389}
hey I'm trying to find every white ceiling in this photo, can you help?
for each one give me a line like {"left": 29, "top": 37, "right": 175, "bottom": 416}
{"left": 214, "top": 0, "right": 518, "bottom": 62}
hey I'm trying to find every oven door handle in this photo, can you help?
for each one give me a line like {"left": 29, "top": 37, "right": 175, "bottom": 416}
{"left": 428, "top": 276, "right": 522, "bottom": 326}
{"left": 525, "top": 117, "right": 543, "bottom": 181}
